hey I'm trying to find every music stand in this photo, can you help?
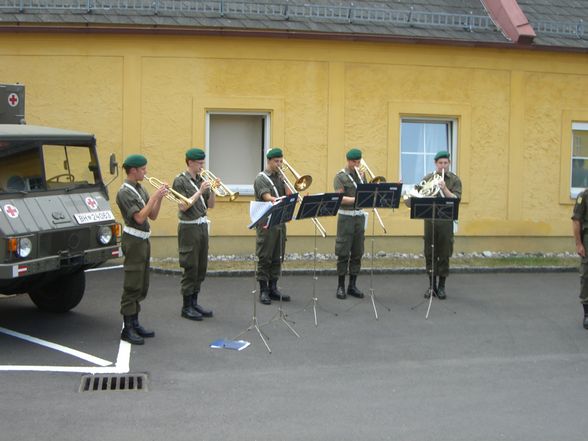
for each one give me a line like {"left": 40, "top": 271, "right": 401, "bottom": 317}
{"left": 409, "top": 197, "right": 460, "bottom": 319}
{"left": 353, "top": 182, "right": 403, "bottom": 319}
{"left": 258, "top": 195, "right": 302, "bottom": 340}
{"left": 296, "top": 192, "right": 343, "bottom": 326}
{"left": 235, "top": 194, "right": 298, "bottom": 353}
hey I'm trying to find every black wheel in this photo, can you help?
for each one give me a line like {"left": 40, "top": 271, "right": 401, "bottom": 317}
{"left": 28, "top": 270, "right": 86, "bottom": 313}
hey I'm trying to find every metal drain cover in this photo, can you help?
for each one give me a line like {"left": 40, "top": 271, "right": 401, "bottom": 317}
{"left": 79, "top": 373, "right": 149, "bottom": 392}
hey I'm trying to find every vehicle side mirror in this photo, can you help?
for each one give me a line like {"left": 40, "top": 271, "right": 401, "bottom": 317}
{"left": 109, "top": 154, "right": 118, "bottom": 175}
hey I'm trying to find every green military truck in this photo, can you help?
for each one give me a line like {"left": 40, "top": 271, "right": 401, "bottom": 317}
{"left": 0, "top": 83, "right": 121, "bottom": 312}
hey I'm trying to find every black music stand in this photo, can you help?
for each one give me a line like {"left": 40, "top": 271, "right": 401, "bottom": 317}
{"left": 409, "top": 197, "right": 460, "bottom": 319}
{"left": 258, "top": 195, "right": 301, "bottom": 341}
{"left": 353, "top": 182, "right": 403, "bottom": 319}
{"left": 296, "top": 192, "right": 343, "bottom": 326}
{"left": 235, "top": 194, "right": 298, "bottom": 353}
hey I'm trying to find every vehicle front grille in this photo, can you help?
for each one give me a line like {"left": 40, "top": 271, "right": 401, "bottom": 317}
{"left": 38, "top": 228, "right": 91, "bottom": 256}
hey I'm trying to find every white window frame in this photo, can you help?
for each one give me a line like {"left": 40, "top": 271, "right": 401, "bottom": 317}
{"left": 205, "top": 111, "right": 271, "bottom": 196}
{"left": 570, "top": 122, "right": 588, "bottom": 198}
{"left": 399, "top": 117, "right": 458, "bottom": 195}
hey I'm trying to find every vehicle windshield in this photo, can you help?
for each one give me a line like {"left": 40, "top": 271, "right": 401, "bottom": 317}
{"left": 0, "top": 143, "right": 101, "bottom": 193}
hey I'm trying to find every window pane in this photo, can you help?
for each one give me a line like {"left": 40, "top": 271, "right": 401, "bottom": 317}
{"left": 400, "top": 122, "right": 423, "bottom": 153}
{"left": 572, "top": 158, "right": 588, "bottom": 188}
{"left": 401, "top": 153, "right": 425, "bottom": 184}
{"left": 401, "top": 119, "right": 453, "bottom": 185}
{"left": 424, "top": 123, "right": 449, "bottom": 153}
{"left": 209, "top": 114, "right": 264, "bottom": 186}
{"left": 573, "top": 130, "right": 588, "bottom": 157}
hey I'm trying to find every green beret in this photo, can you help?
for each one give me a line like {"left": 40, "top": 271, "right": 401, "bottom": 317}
{"left": 434, "top": 150, "right": 450, "bottom": 161}
{"left": 266, "top": 148, "right": 283, "bottom": 159}
{"left": 186, "top": 148, "right": 206, "bottom": 161}
{"left": 346, "top": 148, "right": 362, "bottom": 160}
{"left": 123, "top": 154, "right": 147, "bottom": 168}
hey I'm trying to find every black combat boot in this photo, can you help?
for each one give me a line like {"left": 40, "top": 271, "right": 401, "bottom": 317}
{"left": 424, "top": 274, "right": 437, "bottom": 299}
{"left": 336, "top": 275, "right": 346, "bottom": 299}
{"left": 192, "top": 290, "right": 213, "bottom": 317}
{"left": 437, "top": 276, "right": 447, "bottom": 300}
{"left": 583, "top": 304, "right": 588, "bottom": 330}
{"left": 347, "top": 275, "right": 364, "bottom": 298}
{"left": 259, "top": 280, "right": 271, "bottom": 305}
{"left": 181, "top": 295, "right": 203, "bottom": 321}
{"left": 131, "top": 313, "right": 155, "bottom": 338}
{"left": 121, "top": 315, "right": 144, "bottom": 345}
{"left": 269, "top": 279, "right": 290, "bottom": 302}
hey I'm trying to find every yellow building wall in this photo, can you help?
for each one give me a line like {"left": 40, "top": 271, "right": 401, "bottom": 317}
{"left": 0, "top": 33, "right": 587, "bottom": 255}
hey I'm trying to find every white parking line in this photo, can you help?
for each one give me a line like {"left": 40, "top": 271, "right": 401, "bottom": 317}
{"left": 86, "top": 265, "right": 123, "bottom": 272}
{"left": 0, "top": 326, "right": 132, "bottom": 374}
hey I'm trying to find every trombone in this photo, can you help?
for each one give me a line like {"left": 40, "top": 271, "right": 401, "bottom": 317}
{"left": 277, "top": 158, "right": 327, "bottom": 238}
{"left": 144, "top": 175, "right": 192, "bottom": 207}
{"left": 201, "top": 169, "right": 239, "bottom": 201}
{"left": 354, "top": 160, "right": 387, "bottom": 234}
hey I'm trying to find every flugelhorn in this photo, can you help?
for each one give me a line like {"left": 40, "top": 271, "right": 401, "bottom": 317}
{"left": 144, "top": 175, "right": 192, "bottom": 207}
{"left": 354, "top": 160, "right": 387, "bottom": 234}
{"left": 277, "top": 158, "right": 327, "bottom": 237}
{"left": 201, "top": 169, "right": 239, "bottom": 201}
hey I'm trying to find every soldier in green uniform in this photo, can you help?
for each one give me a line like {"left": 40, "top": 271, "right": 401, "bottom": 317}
{"left": 419, "top": 150, "right": 462, "bottom": 300}
{"left": 571, "top": 188, "right": 588, "bottom": 329}
{"left": 333, "top": 148, "right": 367, "bottom": 299}
{"left": 254, "top": 148, "right": 290, "bottom": 305}
{"left": 116, "top": 154, "right": 167, "bottom": 345}
{"left": 172, "top": 148, "right": 215, "bottom": 321}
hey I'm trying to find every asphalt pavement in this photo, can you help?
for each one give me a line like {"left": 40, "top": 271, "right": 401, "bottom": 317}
{"left": 1, "top": 268, "right": 588, "bottom": 441}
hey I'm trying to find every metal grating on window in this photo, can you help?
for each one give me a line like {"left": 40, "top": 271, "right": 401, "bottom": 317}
{"left": 79, "top": 373, "right": 149, "bottom": 392}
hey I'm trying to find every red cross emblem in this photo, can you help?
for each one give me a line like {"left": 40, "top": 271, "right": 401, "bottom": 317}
{"left": 7, "top": 93, "right": 19, "bottom": 107}
{"left": 3, "top": 204, "right": 19, "bottom": 219}
{"left": 85, "top": 196, "right": 98, "bottom": 210}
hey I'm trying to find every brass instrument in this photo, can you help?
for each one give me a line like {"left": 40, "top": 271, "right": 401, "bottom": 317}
{"left": 144, "top": 175, "right": 192, "bottom": 207}
{"left": 281, "top": 159, "right": 313, "bottom": 191}
{"left": 277, "top": 159, "right": 327, "bottom": 238}
{"left": 357, "top": 158, "right": 387, "bottom": 183}
{"left": 201, "top": 169, "right": 239, "bottom": 201}
{"left": 354, "top": 160, "right": 387, "bottom": 234}
{"left": 403, "top": 169, "right": 444, "bottom": 202}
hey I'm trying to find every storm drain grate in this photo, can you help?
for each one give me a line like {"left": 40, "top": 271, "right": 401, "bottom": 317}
{"left": 79, "top": 373, "right": 149, "bottom": 392}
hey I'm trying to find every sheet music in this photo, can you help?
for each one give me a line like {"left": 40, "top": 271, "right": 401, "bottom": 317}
{"left": 248, "top": 201, "right": 273, "bottom": 229}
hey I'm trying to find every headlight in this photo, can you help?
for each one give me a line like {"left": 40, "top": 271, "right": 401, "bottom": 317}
{"left": 17, "top": 237, "right": 32, "bottom": 258}
{"left": 97, "top": 226, "right": 113, "bottom": 245}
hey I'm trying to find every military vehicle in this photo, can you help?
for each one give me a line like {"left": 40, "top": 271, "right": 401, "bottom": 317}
{"left": 0, "top": 83, "right": 121, "bottom": 312}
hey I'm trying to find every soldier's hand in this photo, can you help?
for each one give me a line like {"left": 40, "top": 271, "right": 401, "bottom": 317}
{"left": 156, "top": 185, "right": 168, "bottom": 200}
{"left": 577, "top": 243, "right": 586, "bottom": 257}
{"left": 201, "top": 180, "right": 211, "bottom": 192}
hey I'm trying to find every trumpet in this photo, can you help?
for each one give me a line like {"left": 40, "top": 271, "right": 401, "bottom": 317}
{"left": 144, "top": 175, "right": 192, "bottom": 207}
{"left": 277, "top": 158, "right": 327, "bottom": 238}
{"left": 354, "top": 160, "right": 387, "bottom": 234}
{"left": 201, "top": 169, "right": 239, "bottom": 201}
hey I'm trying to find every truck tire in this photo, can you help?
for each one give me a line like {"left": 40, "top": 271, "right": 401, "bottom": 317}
{"left": 28, "top": 270, "right": 86, "bottom": 313}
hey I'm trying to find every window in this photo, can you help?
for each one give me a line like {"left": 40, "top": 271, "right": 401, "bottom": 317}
{"left": 400, "top": 118, "right": 457, "bottom": 186}
{"left": 206, "top": 112, "right": 270, "bottom": 196}
{"left": 571, "top": 122, "right": 588, "bottom": 197}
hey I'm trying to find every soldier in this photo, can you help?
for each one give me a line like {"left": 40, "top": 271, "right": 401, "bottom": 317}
{"left": 333, "top": 148, "right": 366, "bottom": 299}
{"left": 571, "top": 188, "right": 588, "bottom": 329}
{"left": 254, "top": 148, "right": 290, "bottom": 305}
{"left": 172, "top": 148, "right": 215, "bottom": 321}
{"left": 116, "top": 154, "right": 167, "bottom": 345}
{"left": 420, "top": 150, "right": 462, "bottom": 299}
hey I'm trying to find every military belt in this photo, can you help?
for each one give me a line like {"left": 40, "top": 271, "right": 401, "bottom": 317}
{"left": 179, "top": 216, "right": 208, "bottom": 225}
{"left": 123, "top": 226, "right": 151, "bottom": 239}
